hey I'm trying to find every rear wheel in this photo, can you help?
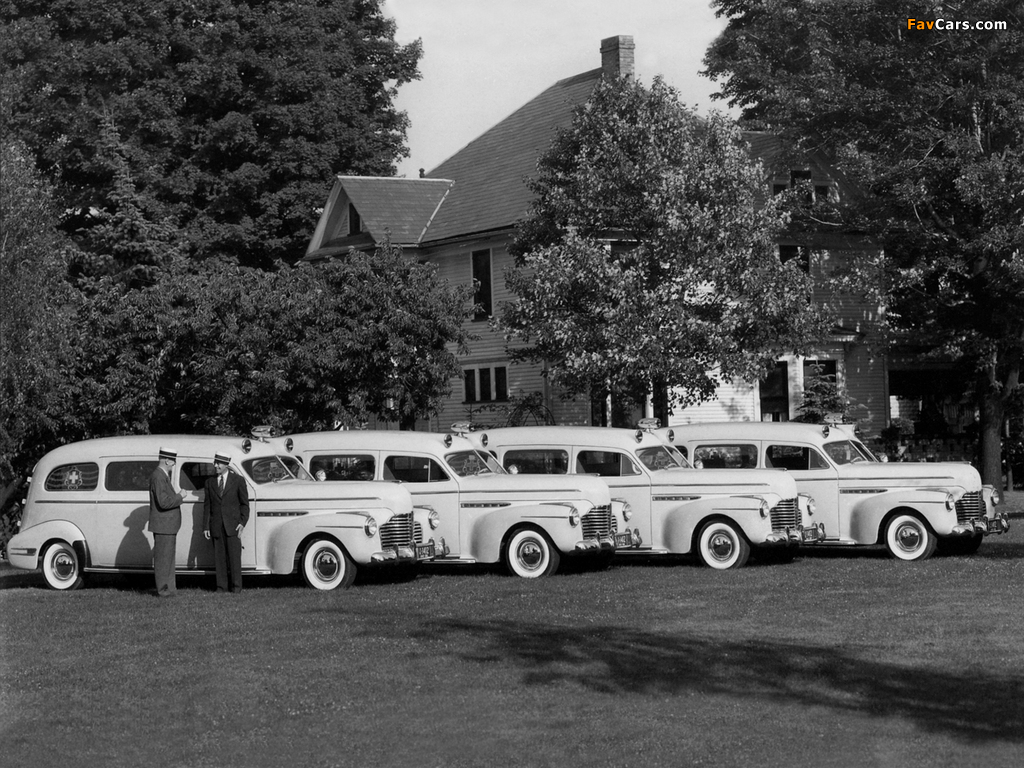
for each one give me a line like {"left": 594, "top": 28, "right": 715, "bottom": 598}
{"left": 697, "top": 521, "right": 750, "bottom": 570}
{"left": 504, "top": 528, "right": 560, "bottom": 578}
{"left": 301, "top": 539, "right": 356, "bottom": 590}
{"left": 884, "top": 514, "right": 937, "bottom": 561}
{"left": 41, "top": 541, "right": 84, "bottom": 591}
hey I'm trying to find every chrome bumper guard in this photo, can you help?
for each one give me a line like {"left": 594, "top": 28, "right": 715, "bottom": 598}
{"left": 766, "top": 522, "right": 826, "bottom": 545}
{"left": 574, "top": 529, "right": 640, "bottom": 553}
{"left": 371, "top": 537, "right": 446, "bottom": 564}
{"left": 952, "top": 513, "right": 1010, "bottom": 537}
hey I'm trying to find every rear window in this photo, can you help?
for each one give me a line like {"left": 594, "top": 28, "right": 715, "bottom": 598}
{"left": 693, "top": 444, "right": 758, "bottom": 469}
{"left": 45, "top": 463, "right": 100, "bottom": 492}
{"left": 503, "top": 449, "right": 569, "bottom": 475}
{"left": 577, "top": 450, "right": 641, "bottom": 477}
{"left": 766, "top": 444, "right": 830, "bottom": 471}
{"left": 181, "top": 462, "right": 217, "bottom": 491}
{"left": 105, "top": 460, "right": 159, "bottom": 491}
{"left": 383, "top": 455, "right": 449, "bottom": 483}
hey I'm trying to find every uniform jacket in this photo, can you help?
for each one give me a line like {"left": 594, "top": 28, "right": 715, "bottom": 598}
{"left": 203, "top": 471, "right": 250, "bottom": 539}
{"left": 148, "top": 467, "right": 182, "bottom": 535}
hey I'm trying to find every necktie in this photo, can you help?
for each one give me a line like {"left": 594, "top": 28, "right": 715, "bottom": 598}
{"left": 220, "top": 474, "right": 226, "bottom": 493}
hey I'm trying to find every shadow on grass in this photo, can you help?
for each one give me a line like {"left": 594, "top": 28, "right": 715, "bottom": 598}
{"left": 409, "top": 616, "right": 1024, "bottom": 746}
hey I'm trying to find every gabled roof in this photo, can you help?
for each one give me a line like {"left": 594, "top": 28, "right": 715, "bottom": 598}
{"left": 305, "top": 176, "right": 453, "bottom": 259}
{"left": 420, "top": 68, "right": 604, "bottom": 244}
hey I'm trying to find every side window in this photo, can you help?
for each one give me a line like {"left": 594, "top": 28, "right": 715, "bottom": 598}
{"left": 576, "top": 450, "right": 641, "bottom": 478}
{"left": 310, "top": 454, "right": 376, "bottom": 481}
{"left": 767, "top": 444, "right": 829, "bottom": 471}
{"left": 384, "top": 455, "right": 449, "bottom": 483}
{"left": 44, "top": 463, "right": 100, "bottom": 492}
{"left": 503, "top": 449, "right": 569, "bottom": 475}
{"left": 106, "top": 460, "right": 159, "bottom": 491}
{"left": 180, "top": 462, "right": 217, "bottom": 491}
{"left": 693, "top": 444, "right": 758, "bottom": 469}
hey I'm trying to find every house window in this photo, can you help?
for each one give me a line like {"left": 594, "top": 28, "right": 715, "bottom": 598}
{"left": 779, "top": 245, "right": 809, "bottom": 273}
{"left": 472, "top": 249, "right": 493, "bottom": 320}
{"left": 464, "top": 365, "right": 508, "bottom": 403}
{"left": 760, "top": 362, "right": 790, "bottom": 421}
{"left": 348, "top": 204, "right": 361, "bottom": 236}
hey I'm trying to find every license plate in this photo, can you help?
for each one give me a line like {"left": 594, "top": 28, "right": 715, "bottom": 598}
{"left": 614, "top": 532, "right": 634, "bottom": 548}
{"left": 801, "top": 529, "right": 821, "bottom": 542}
{"left": 416, "top": 543, "right": 435, "bottom": 560}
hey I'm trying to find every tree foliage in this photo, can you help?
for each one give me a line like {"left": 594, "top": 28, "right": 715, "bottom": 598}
{"left": 69, "top": 241, "right": 472, "bottom": 437}
{"left": 503, "top": 77, "right": 831, "bottom": 421}
{"left": 703, "top": 0, "right": 1024, "bottom": 484}
{"left": 0, "top": 140, "right": 81, "bottom": 513}
{"left": 1, "top": 0, "right": 422, "bottom": 268}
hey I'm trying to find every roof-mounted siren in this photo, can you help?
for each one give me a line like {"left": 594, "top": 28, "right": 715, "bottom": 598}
{"left": 636, "top": 417, "right": 660, "bottom": 442}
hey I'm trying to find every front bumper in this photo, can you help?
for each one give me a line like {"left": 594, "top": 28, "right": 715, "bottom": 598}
{"left": 765, "top": 522, "right": 826, "bottom": 546}
{"left": 370, "top": 537, "right": 444, "bottom": 564}
{"left": 574, "top": 530, "right": 639, "bottom": 553}
{"left": 951, "top": 513, "right": 1009, "bottom": 537}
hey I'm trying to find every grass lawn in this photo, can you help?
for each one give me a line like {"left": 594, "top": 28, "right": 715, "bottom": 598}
{"left": 3, "top": 498, "right": 1024, "bottom": 768}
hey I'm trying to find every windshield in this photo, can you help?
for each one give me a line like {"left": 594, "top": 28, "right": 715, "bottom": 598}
{"left": 445, "top": 450, "right": 505, "bottom": 477}
{"left": 279, "top": 455, "right": 313, "bottom": 481}
{"left": 636, "top": 445, "right": 690, "bottom": 470}
{"left": 242, "top": 456, "right": 297, "bottom": 484}
{"left": 823, "top": 440, "right": 876, "bottom": 465}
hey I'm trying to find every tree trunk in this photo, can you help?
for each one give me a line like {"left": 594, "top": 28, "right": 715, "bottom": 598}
{"left": 977, "top": 382, "right": 1005, "bottom": 489}
{"left": 652, "top": 381, "right": 670, "bottom": 428}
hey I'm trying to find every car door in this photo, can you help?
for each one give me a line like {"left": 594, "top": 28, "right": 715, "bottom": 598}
{"left": 100, "top": 458, "right": 159, "bottom": 568}
{"left": 764, "top": 442, "right": 840, "bottom": 539}
{"left": 573, "top": 448, "right": 652, "bottom": 545}
{"left": 381, "top": 452, "right": 462, "bottom": 557}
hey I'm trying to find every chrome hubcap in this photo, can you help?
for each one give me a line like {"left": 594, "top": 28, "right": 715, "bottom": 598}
{"left": 516, "top": 540, "right": 543, "bottom": 570}
{"left": 896, "top": 524, "right": 922, "bottom": 552}
{"left": 708, "top": 532, "right": 735, "bottom": 561}
{"left": 313, "top": 550, "right": 339, "bottom": 581}
{"left": 52, "top": 552, "right": 75, "bottom": 580}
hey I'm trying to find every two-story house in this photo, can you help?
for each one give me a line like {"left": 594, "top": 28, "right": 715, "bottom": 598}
{"left": 304, "top": 36, "right": 892, "bottom": 440}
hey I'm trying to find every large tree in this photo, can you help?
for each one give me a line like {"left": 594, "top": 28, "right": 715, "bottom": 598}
{"left": 503, "top": 76, "right": 831, "bottom": 426}
{"left": 70, "top": 240, "right": 472, "bottom": 437}
{"left": 1, "top": 0, "right": 421, "bottom": 268}
{"left": 0, "top": 141, "right": 81, "bottom": 519}
{"left": 703, "top": 0, "right": 1024, "bottom": 485}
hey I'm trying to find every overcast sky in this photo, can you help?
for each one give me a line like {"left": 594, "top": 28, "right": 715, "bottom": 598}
{"left": 382, "top": 0, "right": 734, "bottom": 178}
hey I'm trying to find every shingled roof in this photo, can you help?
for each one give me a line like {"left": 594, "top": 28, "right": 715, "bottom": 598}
{"left": 305, "top": 176, "right": 453, "bottom": 259}
{"left": 419, "top": 67, "right": 604, "bottom": 244}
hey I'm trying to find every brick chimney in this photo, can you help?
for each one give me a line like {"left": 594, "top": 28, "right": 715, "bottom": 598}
{"left": 601, "top": 35, "right": 635, "bottom": 81}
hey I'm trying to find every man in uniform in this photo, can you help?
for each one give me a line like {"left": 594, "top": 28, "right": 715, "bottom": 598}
{"left": 203, "top": 451, "right": 250, "bottom": 593}
{"left": 149, "top": 446, "right": 186, "bottom": 597}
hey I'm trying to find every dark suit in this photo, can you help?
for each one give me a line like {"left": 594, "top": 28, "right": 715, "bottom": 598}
{"left": 149, "top": 466, "right": 183, "bottom": 596}
{"left": 203, "top": 471, "right": 250, "bottom": 592}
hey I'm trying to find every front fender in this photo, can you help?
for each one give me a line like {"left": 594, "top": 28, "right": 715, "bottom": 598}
{"left": 847, "top": 488, "right": 955, "bottom": 543}
{"left": 263, "top": 510, "right": 381, "bottom": 574}
{"left": 658, "top": 496, "right": 774, "bottom": 554}
{"left": 6, "top": 520, "right": 89, "bottom": 571}
{"left": 468, "top": 503, "right": 581, "bottom": 563}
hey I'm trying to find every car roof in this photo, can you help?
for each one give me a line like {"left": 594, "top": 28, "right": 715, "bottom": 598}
{"left": 35, "top": 434, "right": 278, "bottom": 468}
{"left": 666, "top": 422, "right": 858, "bottom": 443}
{"left": 281, "top": 430, "right": 477, "bottom": 453}
{"left": 472, "top": 425, "right": 665, "bottom": 450}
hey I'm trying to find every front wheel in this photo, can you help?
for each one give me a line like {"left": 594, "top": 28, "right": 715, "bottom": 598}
{"left": 504, "top": 528, "right": 560, "bottom": 578}
{"left": 41, "top": 541, "right": 84, "bottom": 591}
{"left": 884, "top": 514, "right": 937, "bottom": 561}
{"left": 697, "top": 520, "right": 750, "bottom": 570}
{"left": 301, "top": 539, "right": 356, "bottom": 590}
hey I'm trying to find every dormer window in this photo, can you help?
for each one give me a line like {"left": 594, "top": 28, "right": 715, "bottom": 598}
{"left": 348, "top": 204, "right": 361, "bottom": 236}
